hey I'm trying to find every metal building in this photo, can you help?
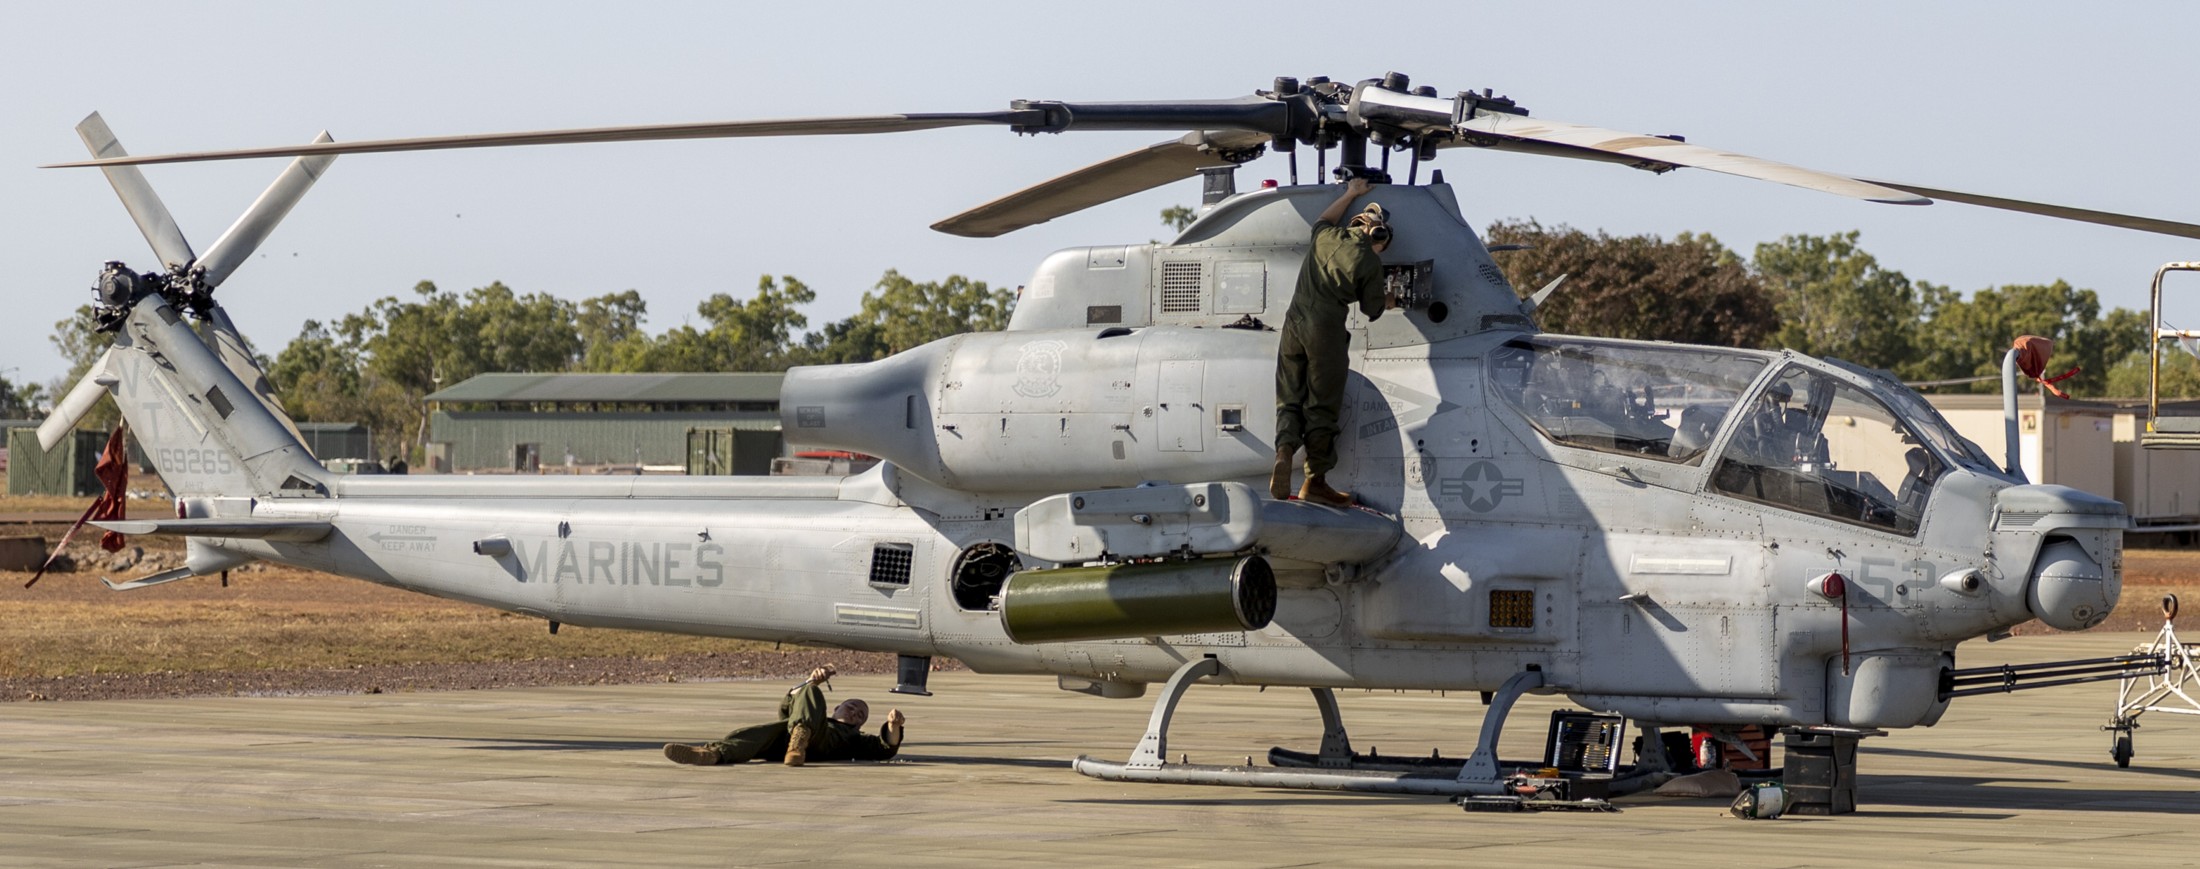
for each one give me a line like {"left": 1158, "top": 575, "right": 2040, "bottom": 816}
{"left": 425, "top": 373, "right": 783, "bottom": 473}
{"left": 1928, "top": 394, "right": 2200, "bottom": 531}
{"left": 5, "top": 427, "right": 107, "bottom": 496}
{"left": 295, "top": 422, "right": 374, "bottom": 462}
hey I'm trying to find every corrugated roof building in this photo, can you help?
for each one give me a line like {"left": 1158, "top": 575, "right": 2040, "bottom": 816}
{"left": 425, "top": 373, "right": 783, "bottom": 473}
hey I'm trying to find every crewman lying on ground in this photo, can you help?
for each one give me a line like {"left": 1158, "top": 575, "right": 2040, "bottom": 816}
{"left": 663, "top": 664, "right": 906, "bottom": 766}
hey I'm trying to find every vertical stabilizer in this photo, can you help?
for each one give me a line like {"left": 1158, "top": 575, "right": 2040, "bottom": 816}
{"left": 103, "top": 294, "right": 326, "bottom": 499}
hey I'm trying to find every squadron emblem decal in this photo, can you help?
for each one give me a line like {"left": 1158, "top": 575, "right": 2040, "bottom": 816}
{"left": 1355, "top": 374, "right": 1462, "bottom": 439}
{"left": 1441, "top": 461, "right": 1525, "bottom": 513}
{"left": 1013, "top": 339, "right": 1067, "bottom": 398}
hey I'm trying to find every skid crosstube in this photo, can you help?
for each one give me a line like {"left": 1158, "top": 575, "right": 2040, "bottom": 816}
{"left": 1071, "top": 658, "right": 1673, "bottom": 803}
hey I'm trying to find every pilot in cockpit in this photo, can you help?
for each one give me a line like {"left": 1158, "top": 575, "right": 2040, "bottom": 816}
{"left": 1739, "top": 380, "right": 1830, "bottom": 470}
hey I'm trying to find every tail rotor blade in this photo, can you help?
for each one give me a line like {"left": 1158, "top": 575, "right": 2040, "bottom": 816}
{"left": 75, "top": 113, "right": 197, "bottom": 272}
{"left": 38, "top": 348, "right": 115, "bottom": 451}
{"left": 203, "top": 305, "right": 309, "bottom": 447}
{"left": 194, "top": 132, "right": 337, "bottom": 289}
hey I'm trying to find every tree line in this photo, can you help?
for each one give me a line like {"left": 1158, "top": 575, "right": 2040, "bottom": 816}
{"left": 46, "top": 270, "right": 1015, "bottom": 455}
{"left": 39, "top": 216, "right": 2196, "bottom": 458}
{"left": 1484, "top": 220, "right": 2197, "bottom": 398}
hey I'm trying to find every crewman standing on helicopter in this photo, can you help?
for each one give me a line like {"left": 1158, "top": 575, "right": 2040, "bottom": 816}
{"left": 1273, "top": 176, "right": 1395, "bottom": 507}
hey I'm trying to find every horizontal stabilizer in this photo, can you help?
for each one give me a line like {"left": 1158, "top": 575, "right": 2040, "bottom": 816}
{"left": 101, "top": 567, "right": 198, "bottom": 591}
{"left": 92, "top": 518, "right": 332, "bottom": 542}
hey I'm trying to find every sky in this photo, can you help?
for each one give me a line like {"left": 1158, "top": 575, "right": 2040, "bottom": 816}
{"left": 5, "top": 1, "right": 2198, "bottom": 390}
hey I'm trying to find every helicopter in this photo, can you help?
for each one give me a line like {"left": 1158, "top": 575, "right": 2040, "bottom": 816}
{"left": 37, "top": 73, "right": 2199, "bottom": 808}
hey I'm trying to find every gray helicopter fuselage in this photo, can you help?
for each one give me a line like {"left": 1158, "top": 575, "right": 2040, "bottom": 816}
{"left": 105, "top": 183, "right": 2124, "bottom": 733}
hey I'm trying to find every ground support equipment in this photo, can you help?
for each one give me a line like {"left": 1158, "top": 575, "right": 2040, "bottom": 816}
{"left": 2106, "top": 595, "right": 2197, "bottom": 768}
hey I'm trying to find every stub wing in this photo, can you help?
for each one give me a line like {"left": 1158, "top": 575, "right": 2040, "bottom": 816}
{"left": 1014, "top": 481, "right": 1400, "bottom": 566}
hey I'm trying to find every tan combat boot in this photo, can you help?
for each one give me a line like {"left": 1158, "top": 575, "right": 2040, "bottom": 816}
{"left": 784, "top": 725, "right": 812, "bottom": 767}
{"left": 1269, "top": 445, "right": 1297, "bottom": 500}
{"left": 663, "top": 743, "right": 721, "bottom": 766}
{"left": 1298, "top": 473, "right": 1352, "bottom": 508}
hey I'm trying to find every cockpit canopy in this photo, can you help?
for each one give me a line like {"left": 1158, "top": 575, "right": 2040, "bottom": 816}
{"left": 1489, "top": 337, "right": 1766, "bottom": 465}
{"left": 1489, "top": 336, "right": 1993, "bottom": 536}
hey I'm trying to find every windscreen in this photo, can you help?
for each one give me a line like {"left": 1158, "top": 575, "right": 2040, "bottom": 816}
{"left": 1488, "top": 337, "right": 1769, "bottom": 465}
{"left": 1710, "top": 365, "right": 1946, "bottom": 535}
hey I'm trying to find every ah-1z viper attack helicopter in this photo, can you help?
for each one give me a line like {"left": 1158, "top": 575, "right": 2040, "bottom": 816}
{"left": 42, "top": 73, "right": 2200, "bottom": 806}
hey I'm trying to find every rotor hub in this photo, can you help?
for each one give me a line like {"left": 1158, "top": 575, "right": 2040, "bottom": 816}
{"left": 91, "top": 260, "right": 213, "bottom": 331}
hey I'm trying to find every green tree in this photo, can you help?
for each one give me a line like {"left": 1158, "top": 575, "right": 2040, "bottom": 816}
{"left": 0, "top": 374, "right": 45, "bottom": 420}
{"left": 791, "top": 271, "right": 1014, "bottom": 364}
{"left": 1907, "top": 281, "right": 2149, "bottom": 396}
{"left": 1752, "top": 231, "right": 1923, "bottom": 370}
{"left": 793, "top": 318, "right": 890, "bottom": 366}
{"left": 269, "top": 281, "right": 592, "bottom": 455}
{"left": 267, "top": 319, "right": 364, "bottom": 423}
{"left": 620, "top": 275, "right": 815, "bottom": 372}
{"left": 861, "top": 270, "right": 1014, "bottom": 354}
{"left": 1161, "top": 205, "right": 1198, "bottom": 233}
{"left": 342, "top": 281, "right": 582, "bottom": 395}
{"left": 1485, "top": 219, "right": 1776, "bottom": 347}
{"left": 2104, "top": 347, "right": 2200, "bottom": 399}
{"left": 575, "top": 290, "right": 650, "bottom": 372}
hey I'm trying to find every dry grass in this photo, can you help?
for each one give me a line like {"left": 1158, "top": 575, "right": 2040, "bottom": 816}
{"left": 0, "top": 473, "right": 175, "bottom": 515}
{"left": 0, "top": 492, "right": 172, "bottom": 515}
{"left": 0, "top": 566, "right": 775, "bottom": 679}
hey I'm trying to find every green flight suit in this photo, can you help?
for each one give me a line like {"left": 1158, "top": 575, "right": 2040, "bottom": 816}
{"left": 1277, "top": 219, "right": 1387, "bottom": 475}
{"left": 703, "top": 682, "right": 902, "bottom": 764}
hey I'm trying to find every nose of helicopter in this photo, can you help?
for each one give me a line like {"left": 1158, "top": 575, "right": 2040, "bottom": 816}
{"left": 1993, "top": 484, "right": 2128, "bottom": 631}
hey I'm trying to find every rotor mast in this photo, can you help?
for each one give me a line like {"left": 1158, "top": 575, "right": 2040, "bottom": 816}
{"left": 1001, "top": 71, "right": 1505, "bottom": 186}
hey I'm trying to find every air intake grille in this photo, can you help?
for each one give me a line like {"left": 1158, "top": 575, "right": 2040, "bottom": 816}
{"left": 869, "top": 543, "right": 913, "bottom": 587}
{"left": 1160, "top": 261, "right": 1203, "bottom": 313}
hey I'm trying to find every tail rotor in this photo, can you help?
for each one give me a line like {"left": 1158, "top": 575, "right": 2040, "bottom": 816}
{"left": 73, "top": 113, "right": 335, "bottom": 323}
{"left": 46, "top": 114, "right": 338, "bottom": 486}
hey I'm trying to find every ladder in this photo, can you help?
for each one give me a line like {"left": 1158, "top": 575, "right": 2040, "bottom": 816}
{"left": 2140, "top": 262, "right": 2200, "bottom": 449}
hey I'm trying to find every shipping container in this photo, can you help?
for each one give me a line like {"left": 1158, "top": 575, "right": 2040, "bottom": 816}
{"left": 686, "top": 427, "right": 784, "bottom": 475}
{"left": 1926, "top": 394, "right": 2119, "bottom": 502}
{"left": 5, "top": 428, "right": 109, "bottom": 497}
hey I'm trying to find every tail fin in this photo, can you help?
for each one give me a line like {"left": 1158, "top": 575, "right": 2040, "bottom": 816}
{"left": 96, "top": 295, "right": 326, "bottom": 499}
{"left": 44, "top": 113, "right": 338, "bottom": 501}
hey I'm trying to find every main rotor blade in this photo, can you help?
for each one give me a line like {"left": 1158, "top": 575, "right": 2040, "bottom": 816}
{"left": 194, "top": 132, "right": 336, "bottom": 289}
{"left": 1448, "top": 112, "right": 1931, "bottom": 205}
{"left": 43, "top": 113, "right": 1041, "bottom": 167}
{"left": 933, "top": 130, "right": 1270, "bottom": 238}
{"left": 1860, "top": 179, "right": 2200, "bottom": 241}
{"left": 75, "top": 113, "right": 196, "bottom": 271}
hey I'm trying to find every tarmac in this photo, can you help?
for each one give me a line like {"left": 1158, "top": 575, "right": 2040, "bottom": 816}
{"left": 3, "top": 630, "right": 2198, "bottom": 868}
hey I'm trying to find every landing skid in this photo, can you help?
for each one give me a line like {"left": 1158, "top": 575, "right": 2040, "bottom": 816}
{"left": 1070, "top": 657, "right": 1677, "bottom": 808}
